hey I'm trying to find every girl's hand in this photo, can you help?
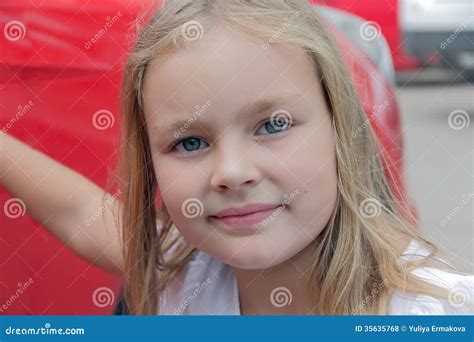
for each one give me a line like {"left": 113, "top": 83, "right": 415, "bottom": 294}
{"left": 0, "top": 132, "right": 124, "bottom": 275}
{"left": 0, "top": 132, "right": 11, "bottom": 183}
{"left": 0, "top": 132, "right": 6, "bottom": 177}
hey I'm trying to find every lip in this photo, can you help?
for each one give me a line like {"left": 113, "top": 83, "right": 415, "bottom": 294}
{"left": 212, "top": 204, "right": 281, "bottom": 218}
{"left": 210, "top": 204, "right": 282, "bottom": 228}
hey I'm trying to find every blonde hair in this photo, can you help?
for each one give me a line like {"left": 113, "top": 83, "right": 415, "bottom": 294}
{"left": 118, "top": 0, "right": 460, "bottom": 315}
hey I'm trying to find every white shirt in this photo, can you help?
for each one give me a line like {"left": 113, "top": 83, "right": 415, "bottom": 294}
{"left": 157, "top": 232, "right": 474, "bottom": 315}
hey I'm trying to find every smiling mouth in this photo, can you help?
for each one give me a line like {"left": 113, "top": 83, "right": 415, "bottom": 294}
{"left": 209, "top": 205, "right": 283, "bottom": 229}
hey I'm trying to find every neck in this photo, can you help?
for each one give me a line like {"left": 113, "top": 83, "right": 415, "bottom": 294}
{"left": 230, "top": 238, "right": 321, "bottom": 315}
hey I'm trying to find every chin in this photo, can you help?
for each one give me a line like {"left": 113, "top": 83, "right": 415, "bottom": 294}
{"left": 224, "top": 251, "right": 284, "bottom": 270}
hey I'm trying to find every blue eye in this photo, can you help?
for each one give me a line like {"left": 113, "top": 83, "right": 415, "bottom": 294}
{"left": 171, "top": 117, "right": 291, "bottom": 155}
{"left": 173, "top": 137, "right": 209, "bottom": 153}
{"left": 256, "top": 117, "right": 292, "bottom": 135}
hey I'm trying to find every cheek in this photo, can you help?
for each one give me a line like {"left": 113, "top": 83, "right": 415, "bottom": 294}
{"left": 154, "top": 158, "right": 211, "bottom": 243}
{"left": 154, "top": 159, "right": 193, "bottom": 215}
{"left": 154, "top": 155, "right": 203, "bottom": 197}
{"left": 157, "top": 182, "right": 207, "bottom": 246}
{"left": 281, "top": 128, "right": 338, "bottom": 230}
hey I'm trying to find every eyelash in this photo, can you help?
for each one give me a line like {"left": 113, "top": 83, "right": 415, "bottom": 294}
{"left": 170, "top": 118, "right": 292, "bottom": 154}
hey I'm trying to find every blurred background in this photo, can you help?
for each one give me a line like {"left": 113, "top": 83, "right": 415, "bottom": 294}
{"left": 0, "top": 0, "right": 472, "bottom": 315}
{"left": 317, "top": 0, "right": 473, "bottom": 272}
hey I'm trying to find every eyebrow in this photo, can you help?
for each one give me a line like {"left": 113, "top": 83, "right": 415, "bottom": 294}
{"left": 151, "top": 93, "right": 303, "bottom": 138}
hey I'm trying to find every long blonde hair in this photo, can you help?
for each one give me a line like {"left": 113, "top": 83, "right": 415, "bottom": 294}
{"left": 118, "top": 0, "right": 459, "bottom": 315}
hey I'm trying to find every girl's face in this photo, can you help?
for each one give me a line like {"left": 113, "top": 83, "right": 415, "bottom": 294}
{"left": 143, "top": 28, "right": 337, "bottom": 269}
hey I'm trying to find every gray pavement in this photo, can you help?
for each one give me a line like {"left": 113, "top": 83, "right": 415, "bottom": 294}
{"left": 395, "top": 69, "right": 473, "bottom": 272}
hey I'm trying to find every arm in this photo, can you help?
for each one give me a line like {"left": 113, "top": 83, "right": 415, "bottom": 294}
{"left": 0, "top": 132, "right": 123, "bottom": 275}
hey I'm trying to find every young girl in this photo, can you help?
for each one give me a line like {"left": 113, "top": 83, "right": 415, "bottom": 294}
{"left": 1, "top": 0, "right": 473, "bottom": 315}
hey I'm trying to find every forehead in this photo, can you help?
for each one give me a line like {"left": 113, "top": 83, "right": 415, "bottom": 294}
{"left": 142, "top": 28, "right": 321, "bottom": 126}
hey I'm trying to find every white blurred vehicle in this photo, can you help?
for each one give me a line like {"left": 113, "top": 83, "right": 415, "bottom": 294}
{"left": 400, "top": 0, "right": 474, "bottom": 78}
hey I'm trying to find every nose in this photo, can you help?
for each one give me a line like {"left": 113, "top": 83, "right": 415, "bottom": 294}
{"left": 209, "top": 140, "right": 262, "bottom": 192}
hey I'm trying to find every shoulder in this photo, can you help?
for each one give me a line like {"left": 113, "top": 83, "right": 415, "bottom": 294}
{"left": 155, "top": 221, "right": 239, "bottom": 315}
{"left": 388, "top": 240, "right": 474, "bottom": 315}
{"left": 388, "top": 270, "right": 474, "bottom": 315}
{"left": 159, "top": 247, "right": 238, "bottom": 315}
{"left": 156, "top": 221, "right": 182, "bottom": 258}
